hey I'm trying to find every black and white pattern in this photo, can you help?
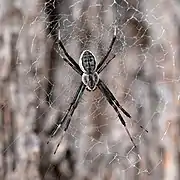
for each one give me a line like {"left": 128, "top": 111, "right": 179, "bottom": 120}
{"left": 80, "top": 50, "right": 96, "bottom": 73}
{"left": 47, "top": 27, "right": 147, "bottom": 154}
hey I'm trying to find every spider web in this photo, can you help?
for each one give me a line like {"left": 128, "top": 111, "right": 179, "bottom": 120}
{"left": 2, "top": 0, "right": 179, "bottom": 179}
{"left": 34, "top": 0, "right": 178, "bottom": 179}
{"left": 40, "top": 0, "right": 175, "bottom": 179}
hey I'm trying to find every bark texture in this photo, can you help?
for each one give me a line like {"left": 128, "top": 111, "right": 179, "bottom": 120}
{"left": 0, "top": 0, "right": 180, "bottom": 180}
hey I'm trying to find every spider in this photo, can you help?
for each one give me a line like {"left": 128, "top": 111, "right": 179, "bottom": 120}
{"left": 48, "top": 27, "right": 147, "bottom": 154}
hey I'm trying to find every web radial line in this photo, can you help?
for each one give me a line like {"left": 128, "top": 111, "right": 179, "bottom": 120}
{"left": 97, "top": 80, "right": 136, "bottom": 147}
{"left": 97, "top": 28, "right": 116, "bottom": 71}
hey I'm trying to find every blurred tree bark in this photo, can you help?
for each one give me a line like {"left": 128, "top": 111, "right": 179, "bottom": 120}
{"left": 0, "top": 0, "right": 47, "bottom": 179}
{"left": 0, "top": 0, "right": 180, "bottom": 180}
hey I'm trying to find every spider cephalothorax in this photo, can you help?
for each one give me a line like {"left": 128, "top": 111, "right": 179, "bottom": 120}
{"left": 47, "top": 27, "right": 148, "bottom": 154}
{"left": 79, "top": 50, "right": 99, "bottom": 91}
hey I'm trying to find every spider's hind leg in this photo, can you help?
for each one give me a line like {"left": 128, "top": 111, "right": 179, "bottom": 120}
{"left": 97, "top": 80, "right": 136, "bottom": 147}
{"left": 47, "top": 82, "right": 86, "bottom": 154}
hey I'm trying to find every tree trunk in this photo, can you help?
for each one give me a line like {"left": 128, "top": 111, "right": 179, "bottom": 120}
{"left": 0, "top": 0, "right": 180, "bottom": 180}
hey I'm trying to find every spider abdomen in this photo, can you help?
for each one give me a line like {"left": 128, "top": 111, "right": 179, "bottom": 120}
{"left": 79, "top": 50, "right": 97, "bottom": 73}
{"left": 82, "top": 72, "right": 99, "bottom": 91}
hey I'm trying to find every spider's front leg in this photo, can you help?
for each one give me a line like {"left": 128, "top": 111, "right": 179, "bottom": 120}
{"left": 57, "top": 30, "right": 83, "bottom": 76}
{"left": 97, "top": 26, "right": 117, "bottom": 73}
{"left": 97, "top": 54, "right": 116, "bottom": 73}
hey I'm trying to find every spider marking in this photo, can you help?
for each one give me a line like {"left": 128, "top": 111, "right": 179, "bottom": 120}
{"left": 79, "top": 50, "right": 97, "bottom": 73}
{"left": 79, "top": 50, "right": 99, "bottom": 91}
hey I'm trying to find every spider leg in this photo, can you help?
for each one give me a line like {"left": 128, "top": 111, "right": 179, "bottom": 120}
{"left": 97, "top": 54, "right": 116, "bottom": 74}
{"left": 97, "top": 80, "right": 136, "bottom": 147}
{"left": 60, "top": 82, "right": 85, "bottom": 132}
{"left": 97, "top": 27, "right": 117, "bottom": 72}
{"left": 99, "top": 79, "right": 131, "bottom": 118}
{"left": 54, "top": 83, "right": 85, "bottom": 154}
{"left": 99, "top": 79, "right": 148, "bottom": 133}
{"left": 57, "top": 32, "right": 83, "bottom": 75}
{"left": 63, "top": 57, "right": 83, "bottom": 75}
{"left": 47, "top": 82, "right": 86, "bottom": 153}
